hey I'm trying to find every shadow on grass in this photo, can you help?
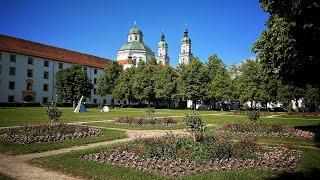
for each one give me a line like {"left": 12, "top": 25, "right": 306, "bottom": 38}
{"left": 268, "top": 168, "right": 320, "bottom": 180}
{"left": 295, "top": 124, "right": 320, "bottom": 148}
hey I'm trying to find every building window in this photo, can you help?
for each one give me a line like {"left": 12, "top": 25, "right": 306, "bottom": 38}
{"left": 43, "top": 84, "right": 48, "bottom": 91}
{"left": 8, "top": 95, "right": 14, "bottom": 102}
{"left": 9, "top": 67, "right": 15, "bottom": 76}
{"left": 0, "top": 52, "right": 2, "bottom": 61}
{"left": 9, "top": 81, "right": 15, "bottom": 89}
{"left": 10, "top": 54, "right": 16, "bottom": 62}
{"left": 93, "top": 98, "right": 97, "bottom": 104}
{"left": 28, "top": 57, "right": 33, "bottom": 65}
{"left": 103, "top": 99, "right": 106, "bottom": 104}
{"left": 94, "top": 78, "right": 97, "bottom": 84}
{"left": 59, "top": 62, "right": 63, "bottom": 69}
{"left": 27, "top": 82, "right": 32, "bottom": 90}
{"left": 27, "top": 69, "right": 33, "bottom": 78}
{"left": 43, "top": 97, "right": 48, "bottom": 104}
{"left": 0, "top": 65, "right": 2, "bottom": 75}
{"left": 43, "top": 71, "right": 49, "bottom": 79}
{"left": 94, "top": 69, "right": 97, "bottom": 74}
{"left": 44, "top": 60, "right": 49, "bottom": 67}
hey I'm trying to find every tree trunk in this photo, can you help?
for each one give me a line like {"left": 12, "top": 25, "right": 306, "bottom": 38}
{"left": 295, "top": 99, "right": 300, "bottom": 112}
{"left": 220, "top": 102, "right": 224, "bottom": 111}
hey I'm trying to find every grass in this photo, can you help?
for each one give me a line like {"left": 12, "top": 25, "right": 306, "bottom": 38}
{"left": 0, "top": 128, "right": 127, "bottom": 155}
{"left": 87, "top": 122, "right": 185, "bottom": 130}
{"left": 1, "top": 107, "right": 319, "bottom": 128}
{"left": 30, "top": 141, "right": 320, "bottom": 180}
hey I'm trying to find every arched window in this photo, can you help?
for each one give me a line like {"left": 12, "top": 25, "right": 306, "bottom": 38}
{"left": 135, "top": 36, "right": 138, "bottom": 40}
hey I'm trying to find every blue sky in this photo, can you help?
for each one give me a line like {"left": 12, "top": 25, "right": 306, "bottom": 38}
{"left": 1, "top": 0, "right": 268, "bottom": 67}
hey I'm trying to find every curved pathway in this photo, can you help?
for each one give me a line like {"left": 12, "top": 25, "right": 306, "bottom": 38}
{"left": 0, "top": 127, "right": 188, "bottom": 180}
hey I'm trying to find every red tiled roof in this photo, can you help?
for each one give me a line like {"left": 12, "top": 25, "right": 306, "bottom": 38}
{"left": 0, "top": 34, "right": 111, "bottom": 68}
{"left": 117, "top": 59, "right": 135, "bottom": 65}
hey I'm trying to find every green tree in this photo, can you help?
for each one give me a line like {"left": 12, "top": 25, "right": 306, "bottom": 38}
{"left": 112, "top": 67, "right": 136, "bottom": 105}
{"left": 56, "top": 64, "right": 93, "bottom": 108}
{"left": 253, "top": 0, "right": 320, "bottom": 90}
{"left": 207, "top": 66, "right": 232, "bottom": 111}
{"left": 176, "top": 57, "right": 208, "bottom": 109}
{"left": 131, "top": 61, "right": 156, "bottom": 106}
{"left": 237, "top": 59, "right": 265, "bottom": 109}
{"left": 154, "top": 65, "right": 177, "bottom": 107}
{"left": 97, "top": 61, "right": 121, "bottom": 106}
{"left": 205, "top": 54, "right": 225, "bottom": 108}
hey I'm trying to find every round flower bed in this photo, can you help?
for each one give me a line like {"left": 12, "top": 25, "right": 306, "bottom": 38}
{"left": 217, "top": 122, "right": 314, "bottom": 139}
{"left": 0, "top": 124, "right": 102, "bottom": 145}
{"left": 107, "top": 116, "right": 182, "bottom": 127}
{"left": 83, "top": 134, "right": 303, "bottom": 176}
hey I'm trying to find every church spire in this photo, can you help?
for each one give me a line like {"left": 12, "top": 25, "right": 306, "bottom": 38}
{"left": 157, "top": 31, "right": 169, "bottom": 65}
{"left": 179, "top": 27, "right": 192, "bottom": 65}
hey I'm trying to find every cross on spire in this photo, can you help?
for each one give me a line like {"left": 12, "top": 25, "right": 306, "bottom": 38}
{"left": 134, "top": 20, "right": 137, "bottom": 27}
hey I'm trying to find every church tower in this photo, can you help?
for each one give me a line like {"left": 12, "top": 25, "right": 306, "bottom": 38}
{"left": 178, "top": 28, "right": 192, "bottom": 65}
{"left": 157, "top": 32, "right": 169, "bottom": 65}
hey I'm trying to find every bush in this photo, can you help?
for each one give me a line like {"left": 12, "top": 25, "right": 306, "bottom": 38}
{"left": 183, "top": 113, "right": 206, "bottom": 142}
{"left": 247, "top": 110, "right": 260, "bottom": 121}
{"left": 46, "top": 103, "right": 62, "bottom": 124}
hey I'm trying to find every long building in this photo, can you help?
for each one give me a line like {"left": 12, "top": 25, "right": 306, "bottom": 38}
{"left": 0, "top": 34, "right": 112, "bottom": 105}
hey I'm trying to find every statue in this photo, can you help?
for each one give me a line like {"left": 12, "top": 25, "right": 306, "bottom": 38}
{"left": 74, "top": 96, "right": 87, "bottom": 113}
{"left": 101, "top": 105, "right": 110, "bottom": 112}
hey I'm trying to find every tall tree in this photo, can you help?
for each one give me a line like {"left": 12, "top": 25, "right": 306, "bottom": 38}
{"left": 56, "top": 64, "right": 93, "bottom": 108}
{"left": 112, "top": 67, "right": 136, "bottom": 105}
{"left": 207, "top": 66, "right": 232, "bottom": 111}
{"left": 97, "top": 61, "right": 121, "bottom": 106}
{"left": 131, "top": 61, "right": 156, "bottom": 106}
{"left": 237, "top": 59, "right": 265, "bottom": 109}
{"left": 205, "top": 54, "right": 225, "bottom": 108}
{"left": 176, "top": 57, "right": 208, "bottom": 109}
{"left": 154, "top": 65, "right": 177, "bottom": 107}
{"left": 253, "top": 0, "right": 320, "bottom": 89}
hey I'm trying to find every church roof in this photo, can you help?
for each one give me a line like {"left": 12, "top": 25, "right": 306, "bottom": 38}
{"left": 0, "top": 34, "right": 110, "bottom": 69}
{"left": 119, "top": 41, "right": 153, "bottom": 52}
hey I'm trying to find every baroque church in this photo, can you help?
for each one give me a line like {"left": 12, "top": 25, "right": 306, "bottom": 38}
{"left": 117, "top": 23, "right": 193, "bottom": 69}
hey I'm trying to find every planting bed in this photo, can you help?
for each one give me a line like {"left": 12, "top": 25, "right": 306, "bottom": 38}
{"left": 83, "top": 134, "right": 303, "bottom": 177}
{"left": 106, "top": 116, "right": 182, "bottom": 127}
{"left": 0, "top": 124, "right": 102, "bottom": 145}
{"left": 217, "top": 122, "right": 314, "bottom": 139}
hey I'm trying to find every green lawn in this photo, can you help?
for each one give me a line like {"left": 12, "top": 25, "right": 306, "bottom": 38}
{"left": 30, "top": 142, "right": 320, "bottom": 180}
{"left": 87, "top": 122, "right": 185, "bottom": 130}
{"left": 1, "top": 107, "right": 319, "bottom": 128}
{"left": 0, "top": 128, "right": 127, "bottom": 155}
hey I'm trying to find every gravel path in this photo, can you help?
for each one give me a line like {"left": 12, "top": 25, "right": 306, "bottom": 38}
{"left": 0, "top": 127, "right": 188, "bottom": 180}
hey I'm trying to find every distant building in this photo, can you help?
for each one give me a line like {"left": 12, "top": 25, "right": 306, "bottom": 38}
{"left": 156, "top": 33, "right": 169, "bottom": 65}
{"left": 116, "top": 23, "right": 155, "bottom": 69}
{"left": 179, "top": 28, "right": 193, "bottom": 65}
{"left": 0, "top": 34, "right": 113, "bottom": 105}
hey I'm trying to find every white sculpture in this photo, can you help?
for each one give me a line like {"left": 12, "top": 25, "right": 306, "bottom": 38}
{"left": 101, "top": 106, "right": 110, "bottom": 112}
{"left": 74, "top": 96, "right": 87, "bottom": 113}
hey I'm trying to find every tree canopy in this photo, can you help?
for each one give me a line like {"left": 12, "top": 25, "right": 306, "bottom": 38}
{"left": 56, "top": 64, "right": 93, "bottom": 107}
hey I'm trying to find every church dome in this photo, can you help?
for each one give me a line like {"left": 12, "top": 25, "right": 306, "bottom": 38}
{"left": 120, "top": 41, "right": 152, "bottom": 52}
{"left": 129, "top": 27, "right": 142, "bottom": 34}
{"left": 181, "top": 36, "right": 191, "bottom": 43}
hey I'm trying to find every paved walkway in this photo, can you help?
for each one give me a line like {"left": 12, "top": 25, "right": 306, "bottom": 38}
{"left": 0, "top": 127, "right": 188, "bottom": 180}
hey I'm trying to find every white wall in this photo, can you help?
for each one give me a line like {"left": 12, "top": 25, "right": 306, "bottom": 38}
{"left": 0, "top": 51, "right": 111, "bottom": 105}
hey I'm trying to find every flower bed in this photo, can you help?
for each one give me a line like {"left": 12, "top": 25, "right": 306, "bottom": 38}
{"left": 217, "top": 122, "right": 314, "bottom": 139}
{"left": 0, "top": 124, "right": 102, "bottom": 145}
{"left": 107, "top": 116, "right": 181, "bottom": 127}
{"left": 83, "top": 134, "right": 303, "bottom": 177}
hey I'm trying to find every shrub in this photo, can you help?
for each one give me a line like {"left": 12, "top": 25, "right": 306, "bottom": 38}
{"left": 145, "top": 107, "right": 155, "bottom": 118}
{"left": 184, "top": 113, "right": 206, "bottom": 142}
{"left": 46, "top": 103, "right": 62, "bottom": 124}
{"left": 247, "top": 110, "right": 260, "bottom": 121}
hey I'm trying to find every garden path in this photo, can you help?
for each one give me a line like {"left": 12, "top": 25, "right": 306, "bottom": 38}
{"left": 0, "top": 127, "right": 188, "bottom": 180}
